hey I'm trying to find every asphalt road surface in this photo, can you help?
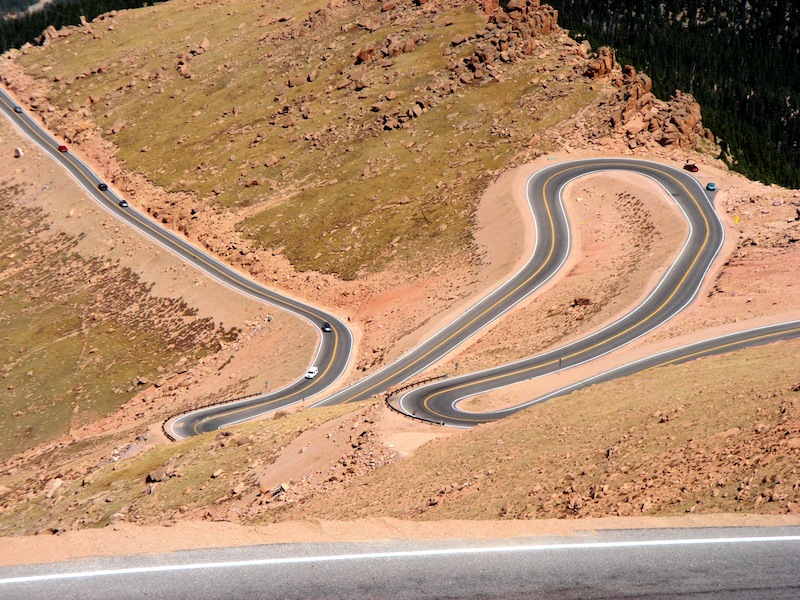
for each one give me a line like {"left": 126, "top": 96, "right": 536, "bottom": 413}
{"left": 1, "top": 527, "right": 799, "bottom": 599}
{"left": 397, "top": 318, "right": 800, "bottom": 426}
{"left": 0, "top": 87, "right": 353, "bottom": 439}
{"left": 5, "top": 85, "right": 798, "bottom": 437}
{"left": 314, "top": 158, "right": 725, "bottom": 411}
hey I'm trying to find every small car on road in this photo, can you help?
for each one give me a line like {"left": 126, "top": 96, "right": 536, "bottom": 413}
{"left": 118, "top": 200, "right": 128, "bottom": 207}
{"left": 322, "top": 322, "right": 332, "bottom": 332}
{"left": 13, "top": 106, "right": 23, "bottom": 114}
{"left": 706, "top": 182, "right": 716, "bottom": 191}
{"left": 98, "top": 183, "right": 108, "bottom": 191}
{"left": 58, "top": 145, "right": 68, "bottom": 152}
{"left": 304, "top": 366, "right": 319, "bottom": 379}
{"left": 683, "top": 162, "right": 699, "bottom": 172}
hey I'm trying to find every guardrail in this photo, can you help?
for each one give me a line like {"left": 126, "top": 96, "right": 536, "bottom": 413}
{"left": 384, "top": 374, "right": 449, "bottom": 426}
{"left": 162, "top": 390, "right": 265, "bottom": 441}
{"left": 385, "top": 373, "right": 448, "bottom": 398}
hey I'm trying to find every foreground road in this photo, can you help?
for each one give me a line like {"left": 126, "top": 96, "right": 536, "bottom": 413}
{"left": 0, "top": 87, "right": 353, "bottom": 439}
{"left": 2, "top": 527, "right": 799, "bottom": 599}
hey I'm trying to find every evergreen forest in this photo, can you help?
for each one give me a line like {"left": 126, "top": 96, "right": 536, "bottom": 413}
{"left": 550, "top": 0, "right": 800, "bottom": 188}
{"left": 0, "top": 0, "right": 37, "bottom": 18}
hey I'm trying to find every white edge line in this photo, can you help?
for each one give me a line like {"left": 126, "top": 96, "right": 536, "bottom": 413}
{"left": 1, "top": 87, "right": 353, "bottom": 437}
{"left": 398, "top": 160, "right": 723, "bottom": 421}
{"left": 2, "top": 535, "right": 799, "bottom": 585}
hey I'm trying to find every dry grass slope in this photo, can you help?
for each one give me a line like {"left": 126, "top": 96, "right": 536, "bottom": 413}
{"left": 269, "top": 339, "right": 800, "bottom": 521}
{"left": 0, "top": 184, "right": 237, "bottom": 460}
{"left": 14, "top": 0, "right": 601, "bottom": 278}
{"left": 3, "top": 339, "right": 797, "bottom": 536}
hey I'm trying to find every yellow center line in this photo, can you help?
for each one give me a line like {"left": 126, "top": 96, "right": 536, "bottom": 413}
{"left": 324, "top": 166, "right": 569, "bottom": 405}
{"left": 652, "top": 326, "right": 800, "bottom": 368}
{"left": 422, "top": 164, "right": 715, "bottom": 422}
{"left": 2, "top": 93, "right": 343, "bottom": 437}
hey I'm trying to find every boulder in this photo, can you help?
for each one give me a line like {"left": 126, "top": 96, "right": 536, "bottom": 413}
{"left": 44, "top": 478, "right": 63, "bottom": 499}
{"left": 146, "top": 466, "right": 169, "bottom": 483}
{"left": 357, "top": 17, "right": 381, "bottom": 32}
{"left": 585, "top": 46, "right": 617, "bottom": 78}
{"left": 355, "top": 43, "right": 377, "bottom": 64}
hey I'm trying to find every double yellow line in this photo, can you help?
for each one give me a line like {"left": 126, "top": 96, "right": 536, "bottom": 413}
{"left": 420, "top": 163, "right": 716, "bottom": 422}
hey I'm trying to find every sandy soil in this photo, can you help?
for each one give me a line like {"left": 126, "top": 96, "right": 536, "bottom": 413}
{"left": 2, "top": 513, "right": 799, "bottom": 566}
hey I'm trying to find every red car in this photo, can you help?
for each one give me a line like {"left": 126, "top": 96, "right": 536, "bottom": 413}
{"left": 58, "top": 145, "right": 68, "bottom": 153}
{"left": 683, "top": 162, "right": 699, "bottom": 172}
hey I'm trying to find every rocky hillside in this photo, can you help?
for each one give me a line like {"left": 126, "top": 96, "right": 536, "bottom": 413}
{"left": 0, "top": 0, "right": 717, "bottom": 384}
{"left": 2, "top": 337, "right": 798, "bottom": 536}
{"left": 1, "top": 0, "right": 711, "bottom": 282}
{"left": 11, "top": 0, "right": 794, "bottom": 541}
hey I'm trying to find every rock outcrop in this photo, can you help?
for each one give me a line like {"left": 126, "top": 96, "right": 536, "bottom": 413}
{"left": 377, "top": 0, "right": 561, "bottom": 131}
{"left": 446, "top": 0, "right": 559, "bottom": 76}
{"left": 610, "top": 65, "right": 713, "bottom": 150}
{"left": 585, "top": 46, "right": 617, "bottom": 79}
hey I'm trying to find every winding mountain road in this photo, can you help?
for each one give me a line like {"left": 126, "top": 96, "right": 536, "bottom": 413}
{"left": 0, "top": 87, "right": 352, "bottom": 440}
{"left": 313, "top": 157, "right": 725, "bottom": 409}
{"left": 4, "top": 85, "right": 799, "bottom": 438}
{"left": 397, "top": 319, "right": 800, "bottom": 426}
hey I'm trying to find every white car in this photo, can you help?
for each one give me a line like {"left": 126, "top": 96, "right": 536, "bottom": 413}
{"left": 304, "top": 366, "right": 318, "bottom": 379}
